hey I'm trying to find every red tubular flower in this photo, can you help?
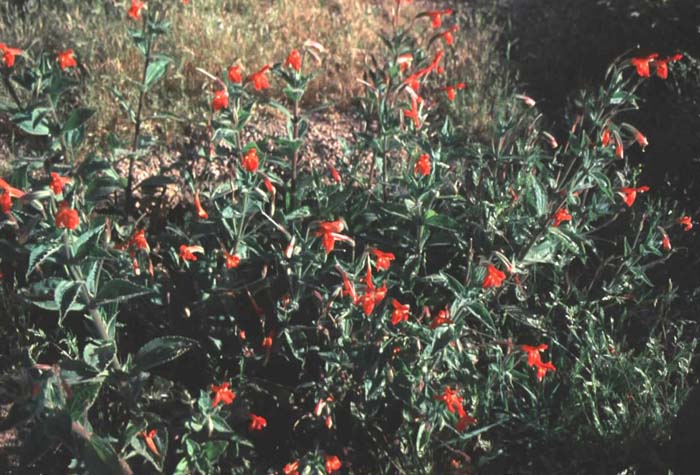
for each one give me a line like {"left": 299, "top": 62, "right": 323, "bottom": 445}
{"left": 283, "top": 461, "right": 300, "bottom": 475}
{"left": 263, "top": 176, "right": 276, "bottom": 195}
{"left": 435, "top": 386, "right": 465, "bottom": 414}
{"left": 404, "top": 95, "right": 423, "bottom": 128}
{"left": 440, "top": 25, "right": 459, "bottom": 46}
{"left": 634, "top": 130, "right": 648, "bottom": 150}
{"left": 248, "top": 64, "right": 271, "bottom": 91}
{"left": 262, "top": 333, "right": 273, "bottom": 350}
{"left": 211, "top": 382, "right": 236, "bottom": 408}
{"left": 521, "top": 344, "right": 548, "bottom": 366}
{"left": 0, "top": 177, "right": 25, "bottom": 198}
{"left": 439, "top": 82, "right": 466, "bottom": 101}
{"left": 429, "top": 309, "right": 453, "bottom": 329}
{"left": 130, "top": 229, "right": 149, "bottom": 251}
{"left": 631, "top": 53, "right": 658, "bottom": 77}
{"left": 179, "top": 244, "right": 204, "bottom": 262}
{"left": 212, "top": 88, "right": 229, "bottom": 111}
{"left": 390, "top": 299, "right": 410, "bottom": 326}
{"left": 456, "top": 412, "right": 477, "bottom": 432}
{"left": 325, "top": 455, "right": 342, "bottom": 474}
{"left": 397, "top": 52, "right": 413, "bottom": 73}
{"left": 601, "top": 129, "right": 611, "bottom": 147}
{"left": 57, "top": 49, "right": 77, "bottom": 70}
{"left": 552, "top": 207, "right": 572, "bottom": 227}
{"left": 224, "top": 251, "right": 240, "bottom": 269}
{"left": 50, "top": 173, "right": 72, "bottom": 195}
{"left": 194, "top": 191, "right": 208, "bottom": 219}
{"left": 0, "top": 191, "right": 11, "bottom": 215}
{"left": 127, "top": 0, "right": 145, "bottom": 20}
{"left": 615, "top": 140, "right": 624, "bottom": 159}
{"left": 330, "top": 165, "right": 341, "bottom": 184}
{"left": 55, "top": 202, "right": 79, "bottom": 230}
{"left": 339, "top": 267, "right": 358, "bottom": 304}
{"left": 228, "top": 65, "right": 242, "bottom": 83}
{"left": 678, "top": 215, "right": 693, "bottom": 231}
{"left": 140, "top": 429, "right": 160, "bottom": 456}
{"left": 482, "top": 264, "right": 506, "bottom": 289}
{"left": 372, "top": 249, "right": 395, "bottom": 271}
{"left": 241, "top": 148, "right": 259, "bottom": 172}
{"left": 535, "top": 360, "right": 556, "bottom": 382}
{"left": 249, "top": 414, "right": 267, "bottom": 431}
{"left": 427, "top": 8, "right": 454, "bottom": 28}
{"left": 285, "top": 49, "right": 302, "bottom": 72}
{"left": 0, "top": 44, "right": 23, "bottom": 68}
{"left": 414, "top": 153, "right": 431, "bottom": 177}
{"left": 315, "top": 220, "right": 351, "bottom": 254}
{"left": 619, "top": 186, "right": 649, "bottom": 207}
{"left": 662, "top": 234, "right": 672, "bottom": 251}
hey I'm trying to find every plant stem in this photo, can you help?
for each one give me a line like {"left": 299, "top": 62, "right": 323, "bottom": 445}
{"left": 126, "top": 16, "right": 153, "bottom": 212}
{"left": 291, "top": 99, "right": 300, "bottom": 208}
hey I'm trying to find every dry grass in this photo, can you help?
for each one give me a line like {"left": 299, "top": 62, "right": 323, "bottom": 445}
{"left": 0, "top": 0, "right": 511, "bottom": 144}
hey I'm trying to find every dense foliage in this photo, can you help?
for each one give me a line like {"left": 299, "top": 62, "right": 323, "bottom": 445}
{"left": 0, "top": 1, "right": 696, "bottom": 474}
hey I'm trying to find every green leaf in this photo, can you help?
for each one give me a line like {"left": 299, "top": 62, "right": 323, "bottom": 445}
{"left": 62, "top": 108, "right": 95, "bottom": 133}
{"left": 131, "top": 336, "right": 198, "bottom": 374}
{"left": 83, "top": 341, "right": 116, "bottom": 372}
{"left": 523, "top": 239, "right": 556, "bottom": 265}
{"left": 54, "top": 280, "right": 82, "bottom": 322}
{"left": 66, "top": 381, "right": 102, "bottom": 420}
{"left": 144, "top": 56, "right": 172, "bottom": 91}
{"left": 81, "top": 435, "right": 126, "bottom": 475}
{"left": 11, "top": 109, "right": 51, "bottom": 136}
{"left": 94, "top": 279, "right": 154, "bottom": 305}
{"left": 27, "top": 243, "right": 63, "bottom": 279}
{"left": 527, "top": 174, "right": 548, "bottom": 217}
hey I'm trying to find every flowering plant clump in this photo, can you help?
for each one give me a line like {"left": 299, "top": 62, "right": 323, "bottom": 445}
{"left": 0, "top": 1, "right": 695, "bottom": 474}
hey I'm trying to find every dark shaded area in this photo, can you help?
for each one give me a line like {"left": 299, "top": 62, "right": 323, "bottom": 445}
{"left": 503, "top": 1, "right": 700, "bottom": 473}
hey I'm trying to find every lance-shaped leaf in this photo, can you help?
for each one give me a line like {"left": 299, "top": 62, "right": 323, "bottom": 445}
{"left": 131, "top": 336, "right": 198, "bottom": 374}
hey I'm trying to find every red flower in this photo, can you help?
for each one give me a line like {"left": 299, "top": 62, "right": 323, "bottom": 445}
{"left": 211, "top": 382, "right": 236, "bottom": 408}
{"left": 249, "top": 414, "right": 267, "bottom": 431}
{"left": 456, "top": 412, "right": 477, "bottom": 432}
{"left": 315, "top": 220, "right": 352, "bottom": 254}
{"left": 140, "top": 429, "right": 160, "bottom": 456}
{"left": 228, "top": 65, "right": 243, "bottom": 83}
{"left": 601, "top": 129, "right": 611, "bottom": 147}
{"left": 482, "top": 264, "right": 506, "bottom": 289}
{"left": 634, "top": 130, "right": 648, "bottom": 150}
{"left": 619, "top": 185, "right": 649, "bottom": 207}
{"left": 404, "top": 95, "right": 423, "bottom": 128}
{"left": 662, "top": 234, "right": 672, "bottom": 251}
{"left": 390, "top": 299, "right": 410, "bottom": 326}
{"left": 49, "top": 173, "right": 71, "bottom": 195}
{"left": 439, "top": 82, "right": 466, "bottom": 101}
{"left": 656, "top": 53, "right": 683, "bottom": 78}
{"left": 429, "top": 309, "right": 453, "bottom": 329}
{"left": 516, "top": 94, "right": 536, "bottom": 107}
{"left": 414, "top": 153, "right": 431, "bottom": 176}
{"left": 372, "top": 249, "right": 395, "bottom": 271}
{"left": 194, "top": 191, "right": 208, "bottom": 219}
{"left": 179, "top": 244, "right": 204, "bottom": 262}
{"left": 615, "top": 140, "right": 624, "bottom": 159}
{"left": 678, "top": 215, "right": 693, "bottom": 231}
{"left": 283, "top": 461, "right": 300, "bottom": 475}
{"left": 263, "top": 176, "right": 276, "bottom": 195}
{"left": 0, "top": 177, "right": 25, "bottom": 198}
{"left": 330, "top": 165, "right": 341, "bottom": 184}
{"left": 55, "top": 202, "right": 79, "bottom": 230}
{"left": 325, "top": 455, "right": 342, "bottom": 474}
{"left": 535, "top": 361, "right": 556, "bottom": 381}
{"left": 339, "top": 267, "right": 358, "bottom": 304}
{"left": 521, "top": 344, "right": 548, "bottom": 366}
{"left": 241, "top": 148, "right": 259, "bottom": 172}
{"left": 212, "top": 88, "right": 229, "bottom": 111}
{"left": 0, "top": 191, "right": 11, "bottom": 215}
{"left": 130, "top": 229, "right": 149, "bottom": 251}
{"left": 397, "top": 52, "right": 413, "bottom": 73}
{"left": 426, "top": 8, "right": 454, "bottom": 28}
{"left": 127, "top": 0, "right": 145, "bottom": 20}
{"left": 57, "top": 49, "right": 77, "bottom": 70}
{"left": 248, "top": 64, "right": 272, "bottom": 91}
{"left": 0, "top": 44, "right": 22, "bottom": 68}
{"left": 262, "top": 333, "right": 273, "bottom": 349}
{"left": 440, "top": 25, "right": 459, "bottom": 46}
{"left": 552, "top": 207, "right": 572, "bottom": 227}
{"left": 435, "top": 386, "right": 464, "bottom": 414}
{"left": 631, "top": 53, "right": 658, "bottom": 77}
{"left": 285, "top": 49, "right": 302, "bottom": 72}
{"left": 224, "top": 251, "right": 240, "bottom": 269}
